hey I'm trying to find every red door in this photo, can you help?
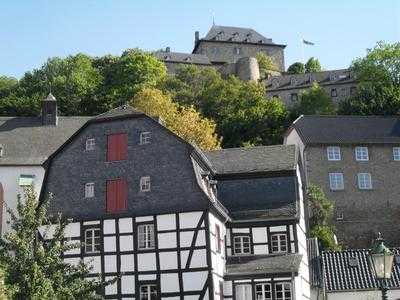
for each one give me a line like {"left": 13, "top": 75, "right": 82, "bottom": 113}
{"left": 106, "top": 179, "right": 127, "bottom": 213}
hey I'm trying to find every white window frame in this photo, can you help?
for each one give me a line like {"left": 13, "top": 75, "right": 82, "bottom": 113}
{"left": 19, "top": 174, "right": 35, "bottom": 187}
{"left": 139, "top": 284, "right": 157, "bottom": 300}
{"left": 275, "top": 282, "right": 292, "bottom": 300}
{"left": 235, "top": 284, "right": 252, "bottom": 300}
{"left": 233, "top": 235, "right": 251, "bottom": 255}
{"left": 358, "top": 173, "right": 372, "bottom": 190}
{"left": 329, "top": 173, "right": 344, "bottom": 190}
{"left": 271, "top": 233, "right": 288, "bottom": 253}
{"left": 140, "top": 132, "right": 151, "bottom": 145}
{"left": 138, "top": 224, "right": 155, "bottom": 249}
{"left": 85, "top": 182, "right": 95, "bottom": 198}
{"left": 255, "top": 283, "right": 272, "bottom": 300}
{"left": 85, "top": 138, "right": 96, "bottom": 151}
{"left": 355, "top": 146, "right": 369, "bottom": 161}
{"left": 327, "top": 146, "right": 341, "bottom": 161}
{"left": 84, "top": 228, "right": 101, "bottom": 253}
{"left": 393, "top": 147, "right": 400, "bottom": 161}
{"left": 140, "top": 176, "right": 151, "bottom": 192}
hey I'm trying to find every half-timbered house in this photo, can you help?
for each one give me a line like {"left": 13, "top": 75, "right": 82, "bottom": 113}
{"left": 40, "top": 105, "right": 310, "bottom": 300}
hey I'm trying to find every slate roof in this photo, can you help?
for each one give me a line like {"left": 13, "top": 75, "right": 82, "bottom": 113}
{"left": 289, "top": 115, "right": 400, "bottom": 145}
{"left": 266, "top": 69, "right": 355, "bottom": 91}
{"left": 0, "top": 116, "right": 91, "bottom": 165}
{"left": 322, "top": 248, "right": 400, "bottom": 292}
{"left": 154, "top": 50, "right": 211, "bottom": 65}
{"left": 201, "top": 25, "right": 284, "bottom": 46}
{"left": 205, "top": 145, "right": 297, "bottom": 175}
{"left": 226, "top": 253, "right": 303, "bottom": 276}
{"left": 94, "top": 105, "right": 144, "bottom": 121}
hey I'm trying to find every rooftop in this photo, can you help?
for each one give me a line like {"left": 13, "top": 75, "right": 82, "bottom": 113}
{"left": 153, "top": 50, "right": 211, "bottom": 65}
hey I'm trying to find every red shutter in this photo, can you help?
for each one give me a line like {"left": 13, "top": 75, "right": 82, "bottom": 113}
{"left": 107, "top": 133, "right": 127, "bottom": 161}
{"left": 106, "top": 179, "right": 127, "bottom": 213}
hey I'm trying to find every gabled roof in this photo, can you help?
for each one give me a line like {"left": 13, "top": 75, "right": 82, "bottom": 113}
{"left": 0, "top": 116, "right": 91, "bottom": 165}
{"left": 94, "top": 105, "right": 144, "bottom": 121}
{"left": 289, "top": 115, "right": 400, "bottom": 145}
{"left": 205, "top": 145, "right": 297, "bottom": 176}
{"left": 322, "top": 248, "right": 400, "bottom": 292}
{"left": 266, "top": 69, "right": 355, "bottom": 91}
{"left": 154, "top": 51, "right": 211, "bottom": 65}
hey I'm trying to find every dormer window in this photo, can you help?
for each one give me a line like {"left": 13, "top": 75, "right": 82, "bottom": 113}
{"left": 330, "top": 73, "right": 337, "bottom": 81}
{"left": 290, "top": 77, "right": 297, "bottom": 86}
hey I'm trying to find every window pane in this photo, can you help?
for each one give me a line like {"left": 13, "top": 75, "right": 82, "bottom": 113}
{"left": 329, "top": 173, "right": 344, "bottom": 190}
{"left": 393, "top": 147, "right": 400, "bottom": 161}
{"left": 355, "top": 147, "right": 369, "bottom": 161}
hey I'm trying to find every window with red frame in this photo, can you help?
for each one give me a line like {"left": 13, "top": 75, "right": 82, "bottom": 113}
{"left": 106, "top": 179, "right": 127, "bottom": 213}
{"left": 216, "top": 224, "right": 222, "bottom": 253}
{"left": 107, "top": 133, "right": 127, "bottom": 161}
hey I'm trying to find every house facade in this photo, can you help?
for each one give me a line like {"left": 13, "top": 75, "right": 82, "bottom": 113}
{"left": 284, "top": 115, "right": 400, "bottom": 249}
{"left": 40, "top": 106, "right": 311, "bottom": 300}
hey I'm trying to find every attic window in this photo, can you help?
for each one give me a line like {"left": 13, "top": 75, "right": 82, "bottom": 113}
{"left": 330, "top": 73, "right": 337, "bottom": 81}
{"left": 348, "top": 257, "right": 359, "bottom": 267}
{"left": 164, "top": 55, "right": 171, "bottom": 60}
{"left": 19, "top": 175, "right": 35, "bottom": 187}
{"left": 290, "top": 77, "right": 297, "bottom": 86}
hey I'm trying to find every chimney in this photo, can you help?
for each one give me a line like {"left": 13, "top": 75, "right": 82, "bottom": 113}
{"left": 41, "top": 93, "right": 58, "bottom": 126}
{"left": 165, "top": 46, "right": 171, "bottom": 53}
{"left": 195, "top": 31, "right": 199, "bottom": 46}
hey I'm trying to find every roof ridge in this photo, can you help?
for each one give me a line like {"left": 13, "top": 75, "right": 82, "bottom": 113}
{"left": 206, "top": 144, "right": 294, "bottom": 153}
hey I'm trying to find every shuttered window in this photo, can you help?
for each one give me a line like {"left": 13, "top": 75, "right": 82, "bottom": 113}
{"left": 107, "top": 133, "right": 127, "bottom": 161}
{"left": 106, "top": 179, "right": 127, "bottom": 213}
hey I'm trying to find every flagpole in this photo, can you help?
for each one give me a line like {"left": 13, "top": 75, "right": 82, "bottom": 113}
{"left": 301, "top": 36, "right": 305, "bottom": 64}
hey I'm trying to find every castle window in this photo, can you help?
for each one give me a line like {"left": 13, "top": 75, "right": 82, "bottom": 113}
{"left": 330, "top": 73, "right": 337, "bottom": 81}
{"left": 271, "top": 233, "right": 287, "bottom": 253}
{"left": 138, "top": 224, "right": 155, "bottom": 249}
{"left": 393, "top": 147, "right": 400, "bottom": 161}
{"left": 139, "top": 283, "right": 157, "bottom": 300}
{"left": 331, "top": 88, "right": 338, "bottom": 97}
{"left": 336, "top": 212, "right": 344, "bottom": 221}
{"left": 84, "top": 228, "right": 101, "bottom": 253}
{"left": 140, "top": 132, "right": 151, "bottom": 145}
{"left": 140, "top": 176, "right": 151, "bottom": 192}
{"left": 327, "top": 146, "right": 341, "bottom": 161}
{"left": 290, "top": 77, "right": 297, "bottom": 86}
{"left": 107, "top": 133, "right": 127, "bottom": 161}
{"left": 275, "top": 282, "right": 292, "bottom": 300}
{"left": 355, "top": 146, "right": 369, "bottom": 161}
{"left": 358, "top": 173, "right": 372, "bottom": 190}
{"left": 256, "top": 283, "right": 272, "bottom": 300}
{"left": 329, "top": 173, "right": 344, "bottom": 190}
{"left": 85, "top": 138, "right": 95, "bottom": 151}
{"left": 85, "top": 183, "right": 95, "bottom": 198}
{"left": 233, "top": 235, "right": 250, "bottom": 255}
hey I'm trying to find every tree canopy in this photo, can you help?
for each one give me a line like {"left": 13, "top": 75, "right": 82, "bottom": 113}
{"left": 305, "top": 57, "right": 322, "bottom": 73}
{"left": 256, "top": 52, "right": 279, "bottom": 78}
{"left": 287, "top": 62, "right": 305, "bottom": 74}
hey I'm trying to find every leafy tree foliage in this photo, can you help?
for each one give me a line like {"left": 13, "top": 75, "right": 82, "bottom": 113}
{"left": 162, "top": 65, "right": 289, "bottom": 147}
{"left": 131, "top": 88, "right": 221, "bottom": 150}
{"left": 0, "top": 76, "right": 18, "bottom": 98}
{"left": 305, "top": 57, "right": 322, "bottom": 73}
{"left": 287, "top": 62, "right": 305, "bottom": 74}
{"left": 292, "top": 82, "right": 336, "bottom": 116}
{"left": 338, "top": 42, "right": 400, "bottom": 115}
{"left": 256, "top": 52, "right": 279, "bottom": 78}
{"left": 307, "top": 184, "right": 340, "bottom": 251}
{"left": 0, "top": 187, "right": 107, "bottom": 299}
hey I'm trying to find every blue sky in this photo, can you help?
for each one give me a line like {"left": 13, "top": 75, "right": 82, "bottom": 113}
{"left": 1, "top": 0, "right": 399, "bottom": 78}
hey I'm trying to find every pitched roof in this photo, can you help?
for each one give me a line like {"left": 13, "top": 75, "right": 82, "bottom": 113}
{"left": 290, "top": 115, "right": 400, "bottom": 144}
{"left": 205, "top": 145, "right": 297, "bottom": 175}
{"left": 94, "top": 105, "right": 144, "bottom": 121}
{"left": 0, "top": 116, "right": 91, "bottom": 165}
{"left": 322, "top": 248, "right": 400, "bottom": 292}
{"left": 266, "top": 69, "right": 355, "bottom": 91}
{"left": 226, "top": 253, "right": 303, "bottom": 277}
{"left": 154, "top": 51, "right": 211, "bottom": 65}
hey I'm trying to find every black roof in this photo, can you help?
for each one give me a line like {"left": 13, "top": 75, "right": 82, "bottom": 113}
{"left": 289, "top": 115, "right": 400, "bottom": 145}
{"left": 154, "top": 51, "right": 211, "bottom": 65}
{"left": 322, "top": 248, "right": 400, "bottom": 292}
{"left": 0, "top": 116, "right": 91, "bottom": 165}
{"left": 226, "top": 253, "right": 302, "bottom": 276}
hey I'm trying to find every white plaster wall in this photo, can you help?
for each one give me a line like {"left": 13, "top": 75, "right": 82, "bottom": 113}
{"left": 0, "top": 166, "right": 45, "bottom": 234}
{"left": 182, "top": 271, "right": 208, "bottom": 291}
{"left": 179, "top": 211, "right": 203, "bottom": 229}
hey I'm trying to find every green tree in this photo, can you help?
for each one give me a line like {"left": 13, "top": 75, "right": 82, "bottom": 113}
{"left": 338, "top": 42, "right": 400, "bottom": 115}
{"left": 0, "top": 76, "right": 18, "bottom": 98}
{"left": 305, "top": 57, "right": 322, "bottom": 73}
{"left": 287, "top": 62, "right": 305, "bottom": 74}
{"left": 0, "top": 187, "right": 107, "bottom": 299}
{"left": 292, "top": 82, "right": 336, "bottom": 116}
{"left": 256, "top": 52, "right": 279, "bottom": 78}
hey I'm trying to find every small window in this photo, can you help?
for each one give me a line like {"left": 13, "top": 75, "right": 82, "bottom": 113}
{"left": 336, "top": 212, "right": 344, "bottom": 221}
{"left": 358, "top": 173, "right": 372, "bottom": 190}
{"left": 329, "top": 173, "right": 344, "bottom": 190}
{"left": 330, "top": 73, "right": 337, "bottom": 81}
{"left": 256, "top": 283, "right": 272, "bottom": 300}
{"left": 355, "top": 146, "right": 369, "bottom": 161}
{"left": 84, "top": 228, "right": 101, "bottom": 253}
{"left": 85, "top": 183, "right": 95, "bottom": 198}
{"left": 140, "top": 176, "right": 151, "bottom": 192}
{"left": 138, "top": 224, "right": 155, "bottom": 249}
{"left": 290, "top": 77, "right": 296, "bottom": 86}
{"left": 290, "top": 93, "right": 298, "bottom": 102}
{"left": 215, "top": 224, "right": 222, "bottom": 253}
{"left": 234, "top": 47, "right": 241, "bottom": 55}
{"left": 331, "top": 88, "right": 337, "bottom": 97}
{"left": 19, "top": 175, "right": 35, "bottom": 187}
{"left": 85, "top": 138, "right": 95, "bottom": 151}
{"left": 271, "top": 233, "right": 287, "bottom": 253}
{"left": 140, "top": 132, "right": 152, "bottom": 145}
{"left": 327, "top": 146, "right": 341, "bottom": 161}
{"left": 393, "top": 147, "right": 400, "bottom": 161}
{"left": 233, "top": 236, "right": 250, "bottom": 255}
{"left": 139, "top": 284, "right": 157, "bottom": 300}
{"left": 275, "top": 282, "right": 292, "bottom": 300}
